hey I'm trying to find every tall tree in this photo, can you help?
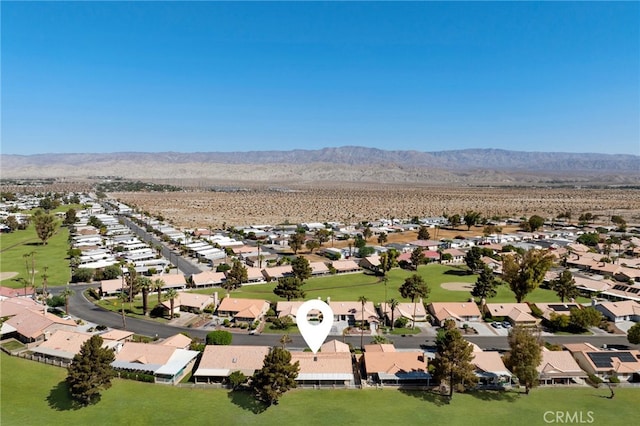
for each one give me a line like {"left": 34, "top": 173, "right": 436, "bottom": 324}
{"left": 410, "top": 247, "right": 424, "bottom": 270}
{"left": 502, "top": 249, "right": 555, "bottom": 303}
{"left": 377, "top": 232, "right": 388, "bottom": 245}
{"left": 471, "top": 265, "right": 498, "bottom": 301}
{"left": 417, "top": 226, "right": 431, "bottom": 240}
{"left": 273, "top": 277, "right": 305, "bottom": 301}
{"left": 224, "top": 259, "right": 248, "bottom": 292}
{"left": 314, "top": 228, "right": 332, "bottom": 246}
{"left": 627, "top": 323, "right": 640, "bottom": 345}
{"left": 288, "top": 231, "right": 306, "bottom": 255}
{"left": 252, "top": 347, "right": 300, "bottom": 406}
{"left": 432, "top": 319, "right": 478, "bottom": 399}
{"left": 117, "top": 291, "right": 127, "bottom": 329}
{"left": 358, "top": 295, "right": 368, "bottom": 350}
{"left": 61, "top": 285, "right": 74, "bottom": 316}
{"left": 399, "top": 274, "right": 430, "bottom": 328}
{"left": 66, "top": 335, "right": 115, "bottom": 406}
{"left": 504, "top": 326, "right": 542, "bottom": 394}
{"left": 138, "top": 276, "right": 152, "bottom": 316}
{"left": 527, "top": 215, "right": 545, "bottom": 232}
{"left": 152, "top": 278, "right": 165, "bottom": 305}
{"left": 291, "top": 256, "right": 312, "bottom": 281}
{"left": 463, "top": 210, "right": 481, "bottom": 230}
{"left": 64, "top": 208, "right": 78, "bottom": 226}
{"left": 305, "top": 239, "right": 320, "bottom": 254}
{"left": 362, "top": 225, "right": 373, "bottom": 241}
{"left": 464, "top": 246, "right": 484, "bottom": 274}
{"left": 164, "top": 288, "right": 179, "bottom": 319}
{"left": 569, "top": 307, "right": 602, "bottom": 331}
{"left": 378, "top": 249, "right": 398, "bottom": 276}
{"left": 551, "top": 269, "right": 578, "bottom": 303}
{"left": 388, "top": 298, "right": 400, "bottom": 330}
{"left": 449, "top": 214, "right": 461, "bottom": 229}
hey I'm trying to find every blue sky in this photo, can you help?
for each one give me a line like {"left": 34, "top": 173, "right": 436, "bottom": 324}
{"left": 2, "top": 1, "right": 638, "bottom": 155}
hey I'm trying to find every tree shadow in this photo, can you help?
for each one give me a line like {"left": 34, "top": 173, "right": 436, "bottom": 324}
{"left": 398, "top": 388, "right": 449, "bottom": 406}
{"left": 25, "top": 241, "right": 43, "bottom": 246}
{"left": 443, "top": 270, "right": 471, "bottom": 276}
{"left": 227, "top": 390, "right": 267, "bottom": 414}
{"left": 46, "top": 381, "right": 80, "bottom": 411}
{"left": 469, "top": 390, "right": 519, "bottom": 403}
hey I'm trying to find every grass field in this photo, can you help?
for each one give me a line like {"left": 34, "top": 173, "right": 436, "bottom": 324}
{"left": 193, "top": 263, "right": 589, "bottom": 305}
{"left": 98, "top": 264, "right": 589, "bottom": 322}
{"left": 1, "top": 353, "right": 636, "bottom": 426}
{"left": 0, "top": 221, "right": 71, "bottom": 288}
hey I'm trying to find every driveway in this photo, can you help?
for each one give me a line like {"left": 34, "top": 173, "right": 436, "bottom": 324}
{"left": 474, "top": 322, "right": 509, "bottom": 336}
{"left": 614, "top": 320, "right": 636, "bottom": 334}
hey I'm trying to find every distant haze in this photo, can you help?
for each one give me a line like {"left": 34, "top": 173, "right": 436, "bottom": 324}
{"left": 2, "top": 147, "right": 638, "bottom": 185}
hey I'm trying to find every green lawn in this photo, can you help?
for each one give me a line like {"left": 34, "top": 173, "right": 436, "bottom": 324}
{"left": 194, "top": 264, "right": 589, "bottom": 305}
{"left": 0, "top": 222, "right": 72, "bottom": 288}
{"left": 1, "top": 353, "right": 637, "bottom": 426}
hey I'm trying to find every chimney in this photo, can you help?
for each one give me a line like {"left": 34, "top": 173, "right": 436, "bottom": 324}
{"left": 591, "top": 298, "right": 597, "bottom": 307}
{"left": 326, "top": 296, "right": 331, "bottom": 303}
{"left": 213, "top": 291, "right": 219, "bottom": 307}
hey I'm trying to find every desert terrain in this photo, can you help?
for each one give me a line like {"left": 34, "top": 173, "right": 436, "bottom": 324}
{"left": 111, "top": 184, "right": 640, "bottom": 229}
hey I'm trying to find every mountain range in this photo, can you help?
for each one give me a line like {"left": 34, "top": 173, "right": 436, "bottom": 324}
{"left": 2, "top": 147, "right": 638, "bottom": 185}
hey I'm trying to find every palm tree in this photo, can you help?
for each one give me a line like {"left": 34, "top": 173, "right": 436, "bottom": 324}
{"left": 60, "top": 285, "right": 74, "bottom": 316}
{"left": 358, "top": 295, "right": 368, "bottom": 350}
{"left": 388, "top": 298, "right": 400, "bottom": 330}
{"left": 165, "top": 288, "right": 178, "bottom": 319}
{"left": 256, "top": 240, "right": 263, "bottom": 268}
{"left": 118, "top": 290, "right": 128, "bottom": 329}
{"left": 139, "top": 277, "right": 152, "bottom": 316}
{"left": 152, "top": 278, "right": 165, "bottom": 306}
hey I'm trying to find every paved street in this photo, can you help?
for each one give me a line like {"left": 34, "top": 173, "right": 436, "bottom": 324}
{"left": 61, "top": 284, "right": 639, "bottom": 352}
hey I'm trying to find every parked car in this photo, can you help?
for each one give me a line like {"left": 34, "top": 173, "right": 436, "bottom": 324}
{"left": 502, "top": 321, "right": 512, "bottom": 328}
{"left": 491, "top": 322, "right": 502, "bottom": 328}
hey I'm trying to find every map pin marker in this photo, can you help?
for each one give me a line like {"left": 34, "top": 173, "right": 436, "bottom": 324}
{"left": 296, "top": 299, "right": 334, "bottom": 354}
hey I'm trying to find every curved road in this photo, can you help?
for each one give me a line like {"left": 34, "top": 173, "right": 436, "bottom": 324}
{"left": 60, "top": 284, "right": 638, "bottom": 351}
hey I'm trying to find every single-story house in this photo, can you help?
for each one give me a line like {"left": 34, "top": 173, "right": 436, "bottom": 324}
{"left": 470, "top": 344, "right": 512, "bottom": 389}
{"left": 0, "top": 285, "right": 35, "bottom": 299}
{"left": 428, "top": 302, "right": 482, "bottom": 327}
{"left": 261, "top": 265, "right": 292, "bottom": 281}
{"left": 191, "top": 271, "right": 226, "bottom": 288}
{"left": 216, "top": 298, "right": 270, "bottom": 323}
{"left": 408, "top": 240, "right": 441, "bottom": 251}
{"left": 564, "top": 343, "right": 640, "bottom": 383}
{"left": 359, "top": 255, "right": 381, "bottom": 273}
{"left": 309, "top": 261, "right": 330, "bottom": 276}
{"left": 594, "top": 300, "right": 640, "bottom": 323}
{"left": 379, "top": 301, "right": 428, "bottom": 325}
{"left": 112, "top": 341, "right": 199, "bottom": 385}
{"left": 99, "top": 329, "right": 134, "bottom": 342}
{"left": 537, "top": 348, "right": 587, "bottom": 385}
{"left": 161, "top": 292, "right": 216, "bottom": 315}
{"left": 193, "top": 345, "right": 270, "bottom": 384}
{"left": 330, "top": 260, "right": 361, "bottom": 274}
{"left": 4, "top": 309, "right": 77, "bottom": 344}
{"left": 533, "top": 302, "right": 582, "bottom": 322}
{"left": 244, "top": 267, "right": 267, "bottom": 283}
{"left": 320, "top": 339, "right": 351, "bottom": 353}
{"left": 30, "top": 329, "right": 93, "bottom": 364}
{"left": 290, "top": 351, "right": 355, "bottom": 387}
{"left": 362, "top": 344, "right": 430, "bottom": 386}
{"left": 441, "top": 248, "right": 465, "bottom": 264}
{"left": 100, "top": 278, "right": 125, "bottom": 297}
{"left": 329, "top": 300, "right": 379, "bottom": 327}
{"left": 483, "top": 303, "right": 539, "bottom": 327}
{"left": 159, "top": 333, "right": 193, "bottom": 350}
{"left": 276, "top": 301, "right": 321, "bottom": 320}
{"left": 0, "top": 297, "right": 41, "bottom": 317}
{"left": 151, "top": 273, "right": 187, "bottom": 290}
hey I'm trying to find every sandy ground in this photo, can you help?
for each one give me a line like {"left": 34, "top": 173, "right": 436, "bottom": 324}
{"left": 441, "top": 282, "right": 474, "bottom": 291}
{"left": 112, "top": 185, "right": 640, "bottom": 229}
{"left": 0, "top": 272, "right": 19, "bottom": 281}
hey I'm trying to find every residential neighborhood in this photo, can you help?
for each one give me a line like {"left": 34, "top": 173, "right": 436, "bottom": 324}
{"left": 2, "top": 191, "right": 640, "bottom": 398}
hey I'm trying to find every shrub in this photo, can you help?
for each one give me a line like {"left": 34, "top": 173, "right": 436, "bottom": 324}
{"left": 271, "top": 316, "right": 294, "bottom": 330}
{"left": 206, "top": 330, "right": 232, "bottom": 345}
{"left": 72, "top": 268, "right": 94, "bottom": 283}
{"left": 223, "top": 319, "right": 231, "bottom": 327}
{"left": 394, "top": 317, "right": 409, "bottom": 328}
